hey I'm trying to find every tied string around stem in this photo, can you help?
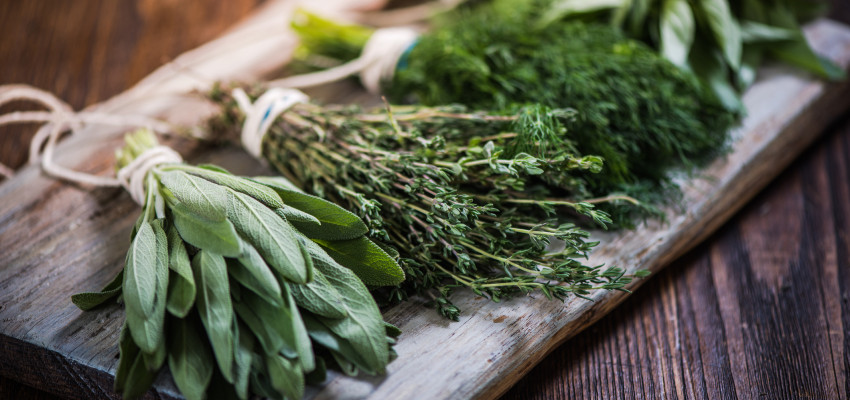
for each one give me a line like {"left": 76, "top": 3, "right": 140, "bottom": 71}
{"left": 0, "top": 84, "right": 178, "bottom": 205}
{"left": 231, "top": 87, "right": 308, "bottom": 159}
{"left": 268, "top": 26, "right": 419, "bottom": 93}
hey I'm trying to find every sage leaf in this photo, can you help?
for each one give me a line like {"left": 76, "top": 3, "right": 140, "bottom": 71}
{"left": 143, "top": 338, "right": 167, "bottom": 372}
{"left": 226, "top": 190, "right": 310, "bottom": 284}
{"left": 289, "top": 267, "right": 348, "bottom": 319}
{"left": 315, "top": 237, "right": 405, "bottom": 287}
{"left": 158, "top": 170, "right": 228, "bottom": 221}
{"left": 302, "top": 241, "right": 389, "bottom": 373}
{"left": 690, "top": 39, "right": 743, "bottom": 111}
{"left": 197, "top": 163, "right": 233, "bottom": 175}
{"left": 168, "top": 316, "right": 214, "bottom": 400}
{"left": 255, "top": 177, "right": 369, "bottom": 241}
{"left": 232, "top": 319, "right": 255, "bottom": 400}
{"left": 659, "top": 0, "right": 694, "bottom": 68}
{"left": 114, "top": 323, "right": 139, "bottom": 394}
{"left": 302, "top": 313, "right": 377, "bottom": 375}
{"left": 329, "top": 350, "right": 359, "bottom": 377}
{"left": 166, "top": 225, "right": 195, "bottom": 317}
{"left": 739, "top": 21, "right": 794, "bottom": 43}
{"left": 384, "top": 321, "right": 402, "bottom": 338}
{"left": 187, "top": 167, "right": 284, "bottom": 210}
{"left": 625, "top": 0, "right": 652, "bottom": 37}
{"left": 124, "top": 220, "right": 168, "bottom": 354}
{"left": 233, "top": 288, "right": 299, "bottom": 358}
{"left": 266, "top": 355, "right": 304, "bottom": 400}
{"left": 228, "top": 244, "right": 282, "bottom": 307}
{"left": 170, "top": 202, "right": 243, "bottom": 257}
{"left": 275, "top": 205, "right": 320, "bottom": 226}
{"left": 122, "top": 348, "right": 160, "bottom": 399}
{"left": 304, "top": 356, "right": 327, "bottom": 386}
{"left": 283, "top": 281, "right": 314, "bottom": 373}
{"left": 193, "top": 250, "right": 234, "bottom": 382}
{"left": 71, "top": 269, "right": 123, "bottom": 310}
{"left": 248, "top": 357, "right": 278, "bottom": 399}
{"left": 696, "top": 0, "right": 742, "bottom": 69}
{"left": 765, "top": 6, "right": 845, "bottom": 80}
{"left": 124, "top": 221, "right": 157, "bottom": 318}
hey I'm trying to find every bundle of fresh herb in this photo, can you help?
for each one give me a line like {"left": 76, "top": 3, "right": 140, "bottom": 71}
{"left": 72, "top": 130, "right": 403, "bottom": 399}
{"left": 289, "top": 5, "right": 738, "bottom": 222}
{"left": 209, "top": 88, "right": 646, "bottom": 320}
{"left": 539, "top": 0, "right": 845, "bottom": 111}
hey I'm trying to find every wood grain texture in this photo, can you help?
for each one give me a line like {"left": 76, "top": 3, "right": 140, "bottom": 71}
{"left": 502, "top": 117, "right": 850, "bottom": 400}
{"left": 2, "top": 2, "right": 850, "bottom": 400}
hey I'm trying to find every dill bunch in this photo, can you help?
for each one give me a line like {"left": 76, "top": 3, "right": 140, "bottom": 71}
{"left": 292, "top": 5, "right": 739, "bottom": 223}
{"left": 208, "top": 88, "right": 644, "bottom": 319}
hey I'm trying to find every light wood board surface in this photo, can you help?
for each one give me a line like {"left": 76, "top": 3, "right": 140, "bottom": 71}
{"left": 1, "top": 2, "right": 849, "bottom": 399}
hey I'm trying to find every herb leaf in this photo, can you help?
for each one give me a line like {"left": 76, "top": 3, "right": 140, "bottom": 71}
{"left": 71, "top": 269, "right": 123, "bottom": 310}
{"left": 266, "top": 355, "right": 304, "bottom": 400}
{"left": 168, "top": 316, "right": 214, "bottom": 400}
{"left": 228, "top": 244, "right": 283, "bottom": 307}
{"left": 316, "top": 237, "right": 405, "bottom": 287}
{"left": 170, "top": 202, "right": 243, "bottom": 258}
{"left": 158, "top": 170, "right": 228, "bottom": 221}
{"left": 192, "top": 250, "right": 234, "bottom": 382}
{"left": 660, "top": 0, "right": 695, "bottom": 69}
{"left": 166, "top": 225, "right": 195, "bottom": 318}
{"left": 303, "top": 240, "right": 389, "bottom": 373}
{"left": 256, "top": 176, "right": 369, "bottom": 241}
{"left": 289, "top": 267, "right": 349, "bottom": 319}
{"left": 696, "top": 0, "right": 742, "bottom": 69}
{"left": 226, "top": 190, "right": 311, "bottom": 284}
{"left": 186, "top": 167, "right": 285, "bottom": 210}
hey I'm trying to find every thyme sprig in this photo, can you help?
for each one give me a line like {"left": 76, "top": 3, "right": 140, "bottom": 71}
{"left": 210, "top": 89, "right": 644, "bottom": 319}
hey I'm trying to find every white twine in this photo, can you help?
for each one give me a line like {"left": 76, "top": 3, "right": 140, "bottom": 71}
{"left": 268, "top": 27, "right": 419, "bottom": 94}
{"left": 0, "top": 84, "right": 175, "bottom": 205}
{"left": 231, "top": 87, "right": 308, "bottom": 159}
{"left": 115, "top": 146, "right": 183, "bottom": 205}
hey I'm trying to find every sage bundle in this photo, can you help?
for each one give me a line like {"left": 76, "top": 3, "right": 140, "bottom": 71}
{"left": 71, "top": 130, "right": 404, "bottom": 399}
{"left": 208, "top": 88, "right": 646, "bottom": 320}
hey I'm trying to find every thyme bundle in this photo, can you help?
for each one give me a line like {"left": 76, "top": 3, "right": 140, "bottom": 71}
{"left": 291, "top": 5, "right": 738, "bottom": 222}
{"left": 72, "top": 130, "right": 403, "bottom": 399}
{"left": 209, "top": 90, "right": 646, "bottom": 319}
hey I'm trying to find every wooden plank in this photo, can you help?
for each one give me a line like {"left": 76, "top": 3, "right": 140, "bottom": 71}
{"left": 503, "top": 119, "right": 850, "bottom": 399}
{"left": 0, "top": 4, "right": 849, "bottom": 400}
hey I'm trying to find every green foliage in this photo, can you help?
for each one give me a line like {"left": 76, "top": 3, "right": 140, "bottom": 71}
{"left": 210, "top": 92, "right": 644, "bottom": 320}
{"left": 387, "top": 14, "right": 737, "bottom": 212}
{"left": 75, "top": 130, "right": 402, "bottom": 399}
{"left": 540, "top": 0, "right": 844, "bottom": 107}
{"left": 290, "top": 7, "right": 739, "bottom": 222}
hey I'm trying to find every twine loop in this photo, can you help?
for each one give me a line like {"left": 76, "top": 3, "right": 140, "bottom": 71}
{"left": 231, "top": 87, "right": 308, "bottom": 159}
{"left": 0, "top": 84, "right": 173, "bottom": 204}
{"left": 116, "top": 146, "right": 183, "bottom": 205}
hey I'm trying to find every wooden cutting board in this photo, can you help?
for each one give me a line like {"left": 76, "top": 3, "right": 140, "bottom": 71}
{"left": 1, "top": 1, "right": 850, "bottom": 399}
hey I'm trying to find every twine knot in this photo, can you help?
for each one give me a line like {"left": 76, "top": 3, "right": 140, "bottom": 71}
{"left": 0, "top": 84, "right": 172, "bottom": 200}
{"left": 231, "top": 87, "right": 308, "bottom": 159}
{"left": 116, "top": 146, "right": 183, "bottom": 205}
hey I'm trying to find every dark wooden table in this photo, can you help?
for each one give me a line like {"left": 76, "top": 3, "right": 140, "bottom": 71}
{"left": 2, "top": 1, "right": 849, "bottom": 399}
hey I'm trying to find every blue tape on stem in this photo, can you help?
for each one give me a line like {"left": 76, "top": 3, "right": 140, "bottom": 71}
{"left": 395, "top": 40, "right": 419, "bottom": 71}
